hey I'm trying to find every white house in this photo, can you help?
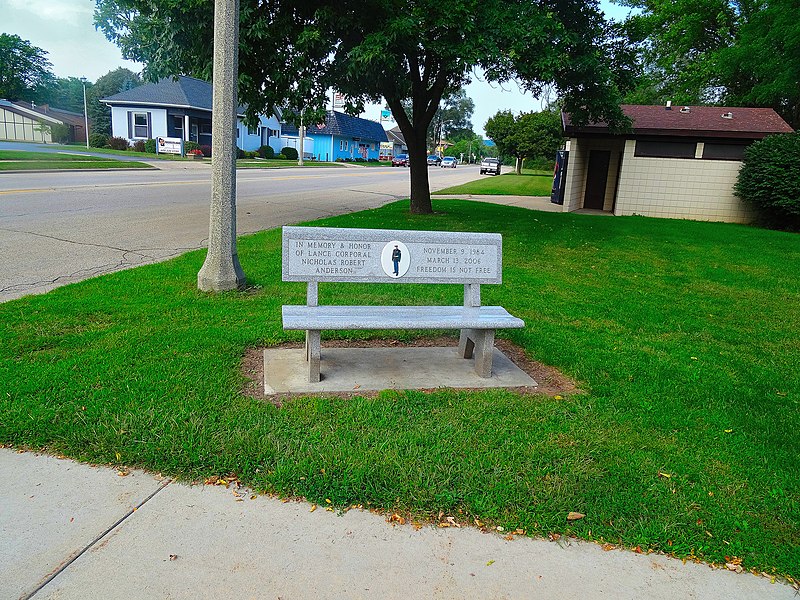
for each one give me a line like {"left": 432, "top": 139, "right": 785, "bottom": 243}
{"left": 102, "top": 76, "right": 282, "bottom": 152}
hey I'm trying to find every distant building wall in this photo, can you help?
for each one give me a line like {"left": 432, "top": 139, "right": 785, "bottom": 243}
{"left": 614, "top": 139, "right": 752, "bottom": 223}
{"left": 0, "top": 106, "right": 52, "bottom": 142}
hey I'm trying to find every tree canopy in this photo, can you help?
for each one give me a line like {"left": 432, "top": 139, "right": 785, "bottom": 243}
{"left": 95, "top": 0, "right": 630, "bottom": 213}
{"left": 485, "top": 109, "right": 562, "bottom": 173}
{"left": 0, "top": 34, "right": 54, "bottom": 102}
{"left": 620, "top": 0, "right": 800, "bottom": 128}
{"left": 87, "top": 68, "right": 142, "bottom": 136}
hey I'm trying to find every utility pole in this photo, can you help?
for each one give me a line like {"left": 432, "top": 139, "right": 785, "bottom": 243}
{"left": 298, "top": 110, "right": 305, "bottom": 166}
{"left": 197, "top": 0, "right": 245, "bottom": 291}
{"left": 80, "top": 77, "right": 89, "bottom": 149}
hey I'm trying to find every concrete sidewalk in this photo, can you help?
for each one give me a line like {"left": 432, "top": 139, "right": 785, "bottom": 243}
{"left": 1, "top": 450, "right": 794, "bottom": 600}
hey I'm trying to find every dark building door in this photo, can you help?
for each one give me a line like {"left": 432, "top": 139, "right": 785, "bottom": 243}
{"left": 584, "top": 150, "right": 611, "bottom": 210}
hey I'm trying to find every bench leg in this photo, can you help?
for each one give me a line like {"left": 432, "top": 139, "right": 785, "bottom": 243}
{"left": 458, "top": 328, "right": 477, "bottom": 358}
{"left": 473, "top": 329, "right": 495, "bottom": 378}
{"left": 459, "top": 329, "right": 495, "bottom": 377}
{"left": 305, "top": 330, "right": 321, "bottom": 383}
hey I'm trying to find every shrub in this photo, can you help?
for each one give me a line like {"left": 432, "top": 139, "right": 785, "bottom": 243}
{"left": 184, "top": 141, "right": 200, "bottom": 153}
{"left": 49, "top": 123, "right": 72, "bottom": 144}
{"left": 132, "top": 140, "right": 146, "bottom": 152}
{"left": 108, "top": 137, "right": 130, "bottom": 151}
{"left": 187, "top": 149, "right": 203, "bottom": 157}
{"left": 280, "top": 146, "right": 298, "bottom": 160}
{"left": 236, "top": 148, "right": 245, "bottom": 159}
{"left": 258, "top": 145, "right": 275, "bottom": 159}
{"left": 144, "top": 139, "right": 157, "bottom": 154}
{"left": 524, "top": 156, "right": 555, "bottom": 171}
{"left": 89, "top": 133, "right": 108, "bottom": 148}
{"left": 735, "top": 132, "right": 800, "bottom": 229}
{"left": 201, "top": 145, "right": 213, "bottom": 158}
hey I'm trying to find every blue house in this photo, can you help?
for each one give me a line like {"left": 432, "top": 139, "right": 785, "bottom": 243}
{"left": 281, "top": 111, "right": 388, "bottom": 161}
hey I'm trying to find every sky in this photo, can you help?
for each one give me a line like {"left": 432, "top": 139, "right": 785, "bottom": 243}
{"left": 0, "top": 0, "right": 635, "bottom": 136}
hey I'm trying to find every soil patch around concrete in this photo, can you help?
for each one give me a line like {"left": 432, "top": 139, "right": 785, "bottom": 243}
{"left": 241, "top": 336, "right": 581, "bottom": 406}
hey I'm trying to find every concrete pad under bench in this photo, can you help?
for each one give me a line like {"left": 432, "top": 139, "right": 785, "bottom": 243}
{"left": 263, "top": 346, "right": 537, "bottom": 394}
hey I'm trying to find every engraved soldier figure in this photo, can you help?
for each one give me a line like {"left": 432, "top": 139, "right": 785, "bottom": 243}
{"left": 391, "top": 245, "right": 402, "bottom": 276}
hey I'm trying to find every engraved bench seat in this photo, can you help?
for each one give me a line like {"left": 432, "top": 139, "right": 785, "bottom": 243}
{"left": 281, "top": 226, "right": 525, "bottom": 383}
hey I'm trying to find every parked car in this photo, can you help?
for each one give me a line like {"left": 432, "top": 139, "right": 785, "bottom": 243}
{"left": 480, "top": 158, "right": 501, "bottom": 175}
{"left": 391, "top": 154, "right": 409, "bottom": 167}
{"left": 427, "top": 155, "right": 442, "bottom": 166}
{"left": 440, "top": 157, "right": 457, "bottom": 168}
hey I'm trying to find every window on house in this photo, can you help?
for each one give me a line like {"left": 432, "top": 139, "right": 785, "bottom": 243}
{"left": 702, "top": 143, "right": 747, "bottom": 161}
{"left": 247, "top": 125, "right": 257, "bottom": 135}
{"left": 634, "top": 140, "right": 696, "bottom": 159}
{"left": 199, "top": 123, "right": 211, "bottom": 135}
{"left": 173, "top": 116, "right": 183, "bottom": 136}
{"left": 133, "top": 113, "right": 149, "bottom": 138}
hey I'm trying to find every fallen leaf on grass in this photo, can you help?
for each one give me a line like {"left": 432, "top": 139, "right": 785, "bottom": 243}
{"left": 309, "top": 504, "right": 317, "bottom": 513}
{"left": 567, "top": 512, "right": 585, "bottom": 521}
{"left": 657, "top": 472, "right": 671, "bottom": 479}
{"left": 726, "top": 563, "right": 743, "bottom": 574}
{"left": 388, "top": 513, "right": 405, "bottom": 525}
{"left": 548, "top": 532, "right": 561, "bottom": 542}
{"left": 474, "top": 519, "right": 484, "bottom": 528}
{"left": 601, "top": 543, "right": 616, "bottom": 551}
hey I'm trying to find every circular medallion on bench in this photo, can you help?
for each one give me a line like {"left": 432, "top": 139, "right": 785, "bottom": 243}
{"left": 380, "top": 240, "right": 410, "bottom": 278}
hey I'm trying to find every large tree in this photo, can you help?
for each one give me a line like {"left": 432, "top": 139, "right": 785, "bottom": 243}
{"left": 0, "top": 34, "right": 54, "bottom": 102}
{"left": 95, "top": 0, "right": 630, "bottom": 213}
{"left": 40, "top": 77, "right": 92, "bottom": 113}
{"left": 620, "top": 0, "right": 800, "bottom": 127}
{"left": 485, "top": 109, "right": 562, "bottom": 173}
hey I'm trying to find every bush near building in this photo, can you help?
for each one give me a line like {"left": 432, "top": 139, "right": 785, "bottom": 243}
{"left": 89, "top": 133, "right": 108, "bottom": 148}
{"left": 108, "top": 137, "right": 130, "bottom": 150}
{"left": 281, "top": 146, "right": 298, "bottom": 160}
{"left": 735, "top": 132, "right": 800, "bottom": 230}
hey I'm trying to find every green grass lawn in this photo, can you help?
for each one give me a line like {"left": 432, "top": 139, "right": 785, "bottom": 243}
{"left": 1, "top": 201, "right": 798, "bottom": 580}
{"left": 435, "top": 171, "right": 553, "bottom": 196}
{"left": 0, "top": 150, "right": 152, "bottom": 170}
{"left": 38, "top": 144, "right": 194, "bottom": 161}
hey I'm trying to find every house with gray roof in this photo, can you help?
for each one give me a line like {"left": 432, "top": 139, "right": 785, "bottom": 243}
{"left": 281, "top": 111, "right": 388, "bottom": 161}
{"left": 102, "top": 76, "right": 282, "bottom": 152}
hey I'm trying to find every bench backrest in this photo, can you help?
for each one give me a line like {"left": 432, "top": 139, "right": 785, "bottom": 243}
{"left": 283, "top": 226, "right": 503, "bottom": 285}
{"left": 283, "top": 226, "right": 504, "bottom": 308}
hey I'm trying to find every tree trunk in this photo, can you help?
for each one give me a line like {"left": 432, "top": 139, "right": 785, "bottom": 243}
{"left": 387, "top": 97, "right": 435, "bottom": 214}
{"left": 408, "top": 133, "right": 432, "bottom": 214}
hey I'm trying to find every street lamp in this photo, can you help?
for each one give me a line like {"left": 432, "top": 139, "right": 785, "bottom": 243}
{"left": 79, "top": 77, "right": 89, "bottom": 149}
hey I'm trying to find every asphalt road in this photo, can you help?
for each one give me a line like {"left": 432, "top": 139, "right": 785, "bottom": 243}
{"left": 0, "top": 161, "right": 482, "bottom": 302}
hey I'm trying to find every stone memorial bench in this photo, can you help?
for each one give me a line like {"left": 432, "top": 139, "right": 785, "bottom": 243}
{"left": 282, "top": 226, "right": 525, "bottom": 383}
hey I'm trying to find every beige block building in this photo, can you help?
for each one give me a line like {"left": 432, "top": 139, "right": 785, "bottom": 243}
{"left": 559, "top": 105, "right": 794, "bottom": 223}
